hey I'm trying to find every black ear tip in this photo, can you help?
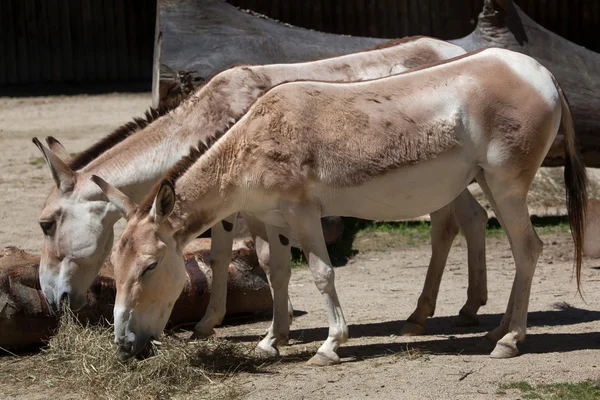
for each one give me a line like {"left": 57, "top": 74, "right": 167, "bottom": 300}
{"left": 90, "top": 175, "right": 105, "bottom": 188}
{"left": 46, "top": 136, "right": 58, "bottom": 145}
{"left": 32, "top": 137, "right": 41, "bottom": 146}
{"left": 160, "top": 179, "right": 175, "bottom": 191}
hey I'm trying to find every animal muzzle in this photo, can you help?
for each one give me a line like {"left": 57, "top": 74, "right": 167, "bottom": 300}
{"left": 40, "top": 282, "right": 87, "bottom": 313}
{"left": 115, "top": 332, "right": 153, "bottom": 360}
{"left": 57, "top": 291, "right": 87, "bottom": 312}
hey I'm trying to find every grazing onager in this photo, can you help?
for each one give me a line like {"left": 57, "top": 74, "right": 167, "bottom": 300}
{"left": 33, "top": 36, "right": 487, "bottom": 341}
{"left": 97, "top": 47, "right": 587, "bottom": 364}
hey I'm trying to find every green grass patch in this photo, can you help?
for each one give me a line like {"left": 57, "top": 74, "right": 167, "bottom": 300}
{"left": 29, "top": 153, "right": 77, "bottom": 169}
{"left": 288, "top": 215, "right": 571, "bottom": 268}
{"left": 28, "top": 156, "right": 45, "bottom": 168}
{"left": 499, "top": 380, "right": 600, "bottom": 399}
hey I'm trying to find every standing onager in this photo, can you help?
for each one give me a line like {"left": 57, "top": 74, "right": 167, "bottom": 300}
{"left": 33, "top": 36, "right": 485, "bottom": 340}
{"left": 96, "top": 47, "right": 587, "bottom": 364}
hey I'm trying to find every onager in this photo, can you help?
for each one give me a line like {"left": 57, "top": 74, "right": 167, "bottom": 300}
{"left": 34, "top": 37, "right": 485, "bottom": 340}
{"left": 97, "top": 47, "right": 587, "bottom": 365}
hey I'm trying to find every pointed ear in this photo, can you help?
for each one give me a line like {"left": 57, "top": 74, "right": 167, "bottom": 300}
{"left": 45, "top": 136, "right": 73, "bottom": 164}
{"left": 150, "top": 180, "right": 176, "bottom": 223}
{"left": 32, "top": 137, "right": 76, "bottom": 192}
{"left": 91, "top": 175, "right": 138, "bottom": 219}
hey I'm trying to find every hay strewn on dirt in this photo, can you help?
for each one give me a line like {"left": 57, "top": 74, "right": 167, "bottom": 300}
{"left": 6, "top": 311, "right": 267, "bottom": 400}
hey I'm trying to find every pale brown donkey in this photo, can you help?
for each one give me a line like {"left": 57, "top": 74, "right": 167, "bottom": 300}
{"left": 97, "top": 47, "right": 587, "bottom": 365}
{"left": 34, "top": 37, "right": 485, "bottom": 351}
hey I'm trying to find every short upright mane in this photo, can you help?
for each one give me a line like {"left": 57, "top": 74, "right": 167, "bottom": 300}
{"left": 69, "top": 87, "right": 197, "bottom": 171}
{"left": 137, "top": 138, "right": 216, "bottom": 215}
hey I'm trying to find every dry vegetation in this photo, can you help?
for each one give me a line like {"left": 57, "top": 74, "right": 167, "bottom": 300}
{"left": 0, "top": 310, "right": 268, "bottom": 400}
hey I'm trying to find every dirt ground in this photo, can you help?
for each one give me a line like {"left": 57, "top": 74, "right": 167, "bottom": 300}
{"left": 1, "top": 94, "right": 600, "bottom": 399}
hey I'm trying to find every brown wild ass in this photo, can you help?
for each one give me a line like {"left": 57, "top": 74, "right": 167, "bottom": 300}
{"left": 33, "top": 36, "right": 486, "bottom": 346}
{"left": 96, "top": 47, "right": 587, "bottom": 365}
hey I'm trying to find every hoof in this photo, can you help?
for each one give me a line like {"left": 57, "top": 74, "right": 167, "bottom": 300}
{"left": 255, "top": 343, "right": 280, "bottom": 359}
{"left": 485, "top": 326, "right": 506, "bottom": 342}
{"left": 278, "top": 336, "right": 290, "bottom": 347}
{"left": 306, "top": 351, "right": 341, "bottom": 366}
{"left": 401, "top": 321, "right": 426, "bottom": 336}
{"left": 490, "top": 341, "right": 519, "bottom": 358}
{"left": 190, "top": 327, "right": 216, "bottom": 340}
{"left": 453, "top": 312, "right": 480, "bottom": 327}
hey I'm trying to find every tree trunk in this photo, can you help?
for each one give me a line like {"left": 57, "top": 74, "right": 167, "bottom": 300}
{"left": 154, "top": 0, "right": 600, "bottom": 166}
{"left": 451, "top": 0, "right": 600, "bottom": 167}
{"left": 153, "top": 0, "right": 385, "bottom": 107}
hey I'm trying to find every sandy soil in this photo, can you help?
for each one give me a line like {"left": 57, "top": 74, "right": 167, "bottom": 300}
{"left": 0, "top": 93, "right": 152, "bottom": 252}
{"left": 1, "top": 94, "right": 599, "bottom": 399}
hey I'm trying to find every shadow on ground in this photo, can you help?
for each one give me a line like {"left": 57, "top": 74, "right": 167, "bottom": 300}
{"left": 221, "top": 304, "right": 600, "bottom": 360}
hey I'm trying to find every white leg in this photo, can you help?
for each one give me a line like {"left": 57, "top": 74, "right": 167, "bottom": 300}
{"left": 284, "top": 203, "right": 348, "bottom": 366}
{"left": 255, "top": 225, "right": 293, "bottom": 358}
{"left": 453, "top": 190, "right": 489, "bottom": 327}
{"left": 243, "top": 213, "right": 295, "bottom": 327}
{"left": 476, "top": 175, "right": 514, "bottom": 342}
{"left": 477, "top": 172, "right": 542, "bottom": 358}
{"left": 192, "top": 214, "right": 236, "bottom": 338}
{"left": 402, "top": 202, "right": 458, "bottom": 336}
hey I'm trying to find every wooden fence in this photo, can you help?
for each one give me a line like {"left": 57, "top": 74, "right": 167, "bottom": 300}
{"left": 1, "top": 0, "right": 598, "bottom": 86}
{"left": 0, "top": 0, "right": 155, "bottom": 86}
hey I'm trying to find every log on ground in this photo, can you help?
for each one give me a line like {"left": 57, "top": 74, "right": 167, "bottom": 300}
{"left": 0, "top": 238, "right": 272, "bottom": 349}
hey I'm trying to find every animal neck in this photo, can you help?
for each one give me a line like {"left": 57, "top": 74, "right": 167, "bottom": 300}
{"left": 75, "top": 67, "right": 276, "bottom": 203}
{"left": 168, "top": 140, "right": 240, "bottom": 247}
{"left": 79, "top": 119, "right": 190, "bottom": 202}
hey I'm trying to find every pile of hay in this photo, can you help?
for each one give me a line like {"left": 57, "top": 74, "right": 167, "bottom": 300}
{"left": 25, "top": 310, "right": 264, "bottom": 399}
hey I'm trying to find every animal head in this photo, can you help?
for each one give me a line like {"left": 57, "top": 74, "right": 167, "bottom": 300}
{"left": 92, "top": 176, "right": 186, "bottom": 360}
{"left": 34, "top": 137, "right": 122, "bottom": 311}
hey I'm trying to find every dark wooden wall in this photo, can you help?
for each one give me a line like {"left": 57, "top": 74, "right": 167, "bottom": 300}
{"left": 2, "top": 0, "right": 598, "bottom": 86}
{"left": 0, "top": 0, "right": 155, "bottom": 86}
{"left": 227, "top": 0, "right": 600, "bottom": 53}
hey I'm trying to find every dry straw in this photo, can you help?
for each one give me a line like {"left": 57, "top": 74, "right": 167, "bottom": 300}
{"left": 23, "top": 309, "right": 265, "bottom": 399}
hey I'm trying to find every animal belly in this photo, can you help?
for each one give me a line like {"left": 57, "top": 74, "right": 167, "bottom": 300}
{"left": 317, "top": 150, "right": 477, "bottom": 220}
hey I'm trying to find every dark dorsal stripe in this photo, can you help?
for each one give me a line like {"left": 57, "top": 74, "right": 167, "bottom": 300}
{"left": 370, "top": 36, "right": 426, "bottom": 50}
{"left": 69, "top": 85, "right": 198, "bottom": 171}
{"left": 137, "top": 137, "right": 216, "bottom": 215}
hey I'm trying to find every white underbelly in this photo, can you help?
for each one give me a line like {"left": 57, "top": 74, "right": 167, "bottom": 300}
{"left": 314, "top": 149, "right": 477, "bottom": 220}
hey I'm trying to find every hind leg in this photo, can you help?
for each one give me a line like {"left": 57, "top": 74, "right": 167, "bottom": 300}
{"left": 402, "top": 202, "right": 459, "bottom": 336}
{"left": 453, "top": 190, "right": 489, "bottom": 327}
{"left": 476, "top": 176, "right": 515, "bottom": 342}
{"left": 477, "top": 172, "right": 543, "bottom": 358}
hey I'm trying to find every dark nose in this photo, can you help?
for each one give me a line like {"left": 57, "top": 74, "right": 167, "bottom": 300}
{"left": 58, "top": 292, "right": 71, "bottom": 312}
{"left": 117, "top": 340, "right": 134, "bottom": 361}
{"left": 58, "top": 292, "right": 86, "bottom": 312}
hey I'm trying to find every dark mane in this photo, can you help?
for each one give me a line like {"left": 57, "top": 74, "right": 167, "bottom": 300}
{"left": 370, "top": 36, "right": 426, "bottom": 50}
{"left": 69, "top": 78, "right": 198, "bottom": 171}
{"left": 137, "top": 137, "right": 216, "bottom": 215}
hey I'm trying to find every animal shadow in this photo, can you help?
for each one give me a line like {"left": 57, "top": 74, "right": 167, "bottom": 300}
{"left": 222, "top": 303, "right": 600, "bottom": 359}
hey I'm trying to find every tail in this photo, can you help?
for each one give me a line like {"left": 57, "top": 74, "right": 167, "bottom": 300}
{"left": 552, "top": 76, "right": 588, "bottom": 293}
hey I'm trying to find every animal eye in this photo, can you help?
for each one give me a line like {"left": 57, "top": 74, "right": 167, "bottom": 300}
{"left": 39, "top": 221, "right": 55, "bottom": 235}
{"left": 143, "top": 262, "right": 158, "bottom": 276}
